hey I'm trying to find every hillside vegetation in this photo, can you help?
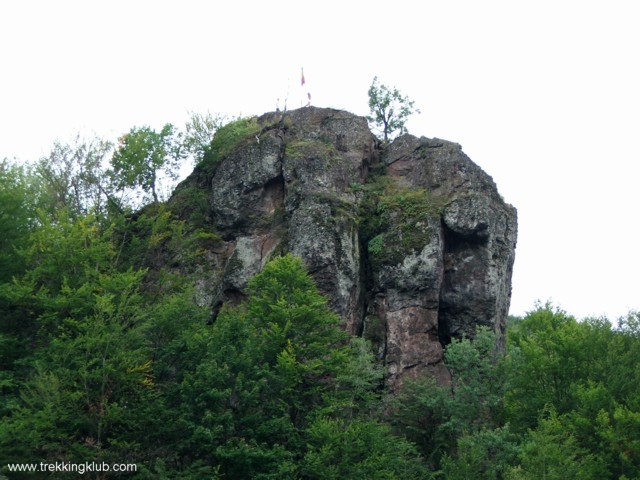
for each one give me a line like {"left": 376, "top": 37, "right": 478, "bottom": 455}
{"left": 1, "top": 121, "right": 639, "bottom": 479}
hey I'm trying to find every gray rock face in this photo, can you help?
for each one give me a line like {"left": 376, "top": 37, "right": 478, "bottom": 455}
{"left": 168, "top": 107, "right": 517, "bottom": 389}
{"left": 364, "top": 214, "right": 448, "bottom": 389}
{"left": 380, "top": 135, "right": 517, "bottom": 388}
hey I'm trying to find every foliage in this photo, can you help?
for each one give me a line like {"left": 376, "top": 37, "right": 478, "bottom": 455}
{"left": 183, "top": 110, "right": 226, "bottom": 164}
{"left": 2, "top": 274, "right": 156, "bottom": 463}
{"left": 506, "top": 303, "right": 608, "bottom": 431}
{"left": 301, "top": 417, "right": 426, "bottom": 479}
{"left": 32, "top": 135, "right": 115, "bottom": 219}
{"left": 198, "top": 116, "right": 261, "bottom": 175}
{"left": 0, "top": 161, "right": 35, "bottom": 282}
{"left": 174, "top": 254, "right": 424, "bottom": 477}
{"left": 0, "top": 208, "right": 157, "bottom": 468}
{"left": 367, "top": 234, "right": 384, "bottom": 256}
{"left": 441, "top": 426, "right": 520, "bottom": 480}
{"left": 111, "top": 124, "right": 185, "bottom": 204}
{"left": 3, "top": 119, "right": 640, "bottom": 478}
{"left": 504, "top": 304, "right": 640, "bottom": 479}
{"left": 506, "top": 408, "right": 605, "bottom": 480}
{"left": 0, "top": 163, "right": 36, "bottom": 419}
{"left": 167, "top": 179, "right": 212, "bottom": 227}
{"left": 367, "top": 76, "right": 420, "bottom": 142}
{"left": 359, "top": 172, "right": 441, "bottom": 267}
{"left": 392, "top": 326, "right": 508, "bottom": 471}
{"left": 389, "top": 306, "right": 640, "bottom": 477}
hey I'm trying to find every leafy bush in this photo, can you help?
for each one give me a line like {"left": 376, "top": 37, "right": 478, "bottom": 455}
{"left": 197, "top": 116, "right": 261, "bottom": 175}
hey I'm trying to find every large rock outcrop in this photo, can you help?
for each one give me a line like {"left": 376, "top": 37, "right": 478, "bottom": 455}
{"left": 169, "top": 107, "right": 517, "bottom": 390}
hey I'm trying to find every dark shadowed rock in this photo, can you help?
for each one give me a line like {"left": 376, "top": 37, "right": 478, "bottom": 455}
{"left": 168, "top": 107, "right": 517, "bottom": 390}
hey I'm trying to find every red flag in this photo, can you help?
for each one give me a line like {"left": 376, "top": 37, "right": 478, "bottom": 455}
{"left": 301, "top": 67, "right": 306, "bottom": 86}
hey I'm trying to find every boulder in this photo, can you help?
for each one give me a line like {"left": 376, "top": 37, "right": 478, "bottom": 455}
{"left": 168, "top": 107, "right": 517, "bottom": 389}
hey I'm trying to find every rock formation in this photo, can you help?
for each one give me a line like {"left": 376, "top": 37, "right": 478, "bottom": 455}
{"left": 169, "top": 107, "right": 517, "bottom": 390}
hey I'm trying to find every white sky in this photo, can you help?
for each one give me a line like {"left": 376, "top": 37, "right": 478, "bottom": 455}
{"left": 1, "top": 0, "right": 638, "bottom": 320}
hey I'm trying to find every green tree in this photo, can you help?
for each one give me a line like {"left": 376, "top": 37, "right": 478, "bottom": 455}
{"left": 392, "top": 327, "right": 508, "bottom": 470}
{"left": 367, "top": 76, "right": 420, "bottom": 142}
{"left": 504, "top": 304, "right": 640, "bottom": 478}
{"left": 34, "top": 135, "right": 115, "bottom": 219}
{"left": 175, "top": 254, "right": 352, "bottom": 476}
{"left": 507, "top": 408, "right": 604, "bottom": 480}
{"left": 110, "top": 124, "right": 185, "bottom": 204}
{"left": 0, "top": 273, "right": 157, "bottom": 466}
{"left": 0, "top": 161, "right": 35, "bottom": 282}
{"left": 505, "top": 303, "right": 589, "bottom": 431}
{"left": 0, "top": 209, "right": 161, "bottom": 470}
{"left": 441, "top": 426, "right": 520, "bottom": 480}
{"left": 301, "top": 417, "right": 426, "bottom": 479}
{"left": 595, "top": 404, "right": 640, "bottom": 479}
{"left": 173, "top": 254, "right": 426, "bottom": 478}
{"left": 183, "top": 111, "right": 226, "bottom": 164}
{"left": 0, "top": 197, "right": 215, "bottom": 477}
{"left": 0, "top": 161, "right": 38, "bottom": 419}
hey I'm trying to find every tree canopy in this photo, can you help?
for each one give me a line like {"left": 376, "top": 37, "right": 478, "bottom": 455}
{"left": 110, "top": 123, "right": 186, "bottom": 204}
{"left": 367, "top": 76, "right": 420, "bottom": 142}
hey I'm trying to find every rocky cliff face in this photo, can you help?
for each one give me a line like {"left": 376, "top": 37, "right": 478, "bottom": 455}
{"left": 169, "top": 107, "right": 517, "bottom": 390}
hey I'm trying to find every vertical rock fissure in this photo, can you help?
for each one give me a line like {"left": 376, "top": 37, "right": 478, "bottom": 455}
{"left": 438, "top": 219, "right": 493, "bottom": 346}
{"left": 437, "top": 221, "right": 455, "bottom": 348}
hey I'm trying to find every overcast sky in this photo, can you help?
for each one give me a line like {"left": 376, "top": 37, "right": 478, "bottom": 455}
{"left": 1, "top": 0, "right": 638, "bottom": 320}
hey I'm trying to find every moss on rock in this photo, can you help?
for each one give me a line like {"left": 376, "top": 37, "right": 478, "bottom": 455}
{"left": 359, "top": 170, "right": 442, "bottom": 267}
{"left": 196, "top": 117, "right": 261, "bottom": 175}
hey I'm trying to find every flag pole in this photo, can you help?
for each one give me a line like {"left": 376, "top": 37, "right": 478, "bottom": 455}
{"left": 301, "top": 67, "right": 311, "bottom": 107}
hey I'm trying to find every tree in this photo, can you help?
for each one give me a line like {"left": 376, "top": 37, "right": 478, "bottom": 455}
{"left": 0, "top": 200, "right": 211, "bottom": 475}
{"left": 504, "top": 304, "right": 621, "bottom": 433}
{"left": 301, "top": 417, "right": 427, "bottom": 479}
{"left": 507, "top": 408, "right": 604, "bottom": 480}
{"left": 175, "top": 254, "right": 355, "bottom": 476}
{"left": 392, "top": 327, "right": 508, "bottom": 470}
{"left": 110, "top": 124, "right": 185, "bottom": 204}
{"left": 183, "top": 111, "right": 226, "bottom": 165}
{"left": 441, "top": 426, "right": 520, "bottom": 480}
{"left": 0, "top": 161, "right": 35, "bottom": 282}
{"left": 367, "top": 76, "right": 420, "bottom": 142}
{"left": 504, "top": 304, "right": 640, "bottom": 478}
{"left": 0, "top": 210, "right": 160, "bottom": 469}
{"left": 173, "top": 254, "right": 426, "bottom": 477}
{"left": 35, "top": 135, "right": 114, "bottom": 219}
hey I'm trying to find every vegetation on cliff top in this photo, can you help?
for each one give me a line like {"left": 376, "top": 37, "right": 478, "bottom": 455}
{"left": 367, "top": 76, "right": 420, "bottom": 142}
{"left": 202, "top": 116, "right": 260, "bottom": 169}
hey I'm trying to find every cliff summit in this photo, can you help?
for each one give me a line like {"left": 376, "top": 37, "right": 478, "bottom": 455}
{"left": 169, "top": 106, "right": 517, "bottom": 389}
